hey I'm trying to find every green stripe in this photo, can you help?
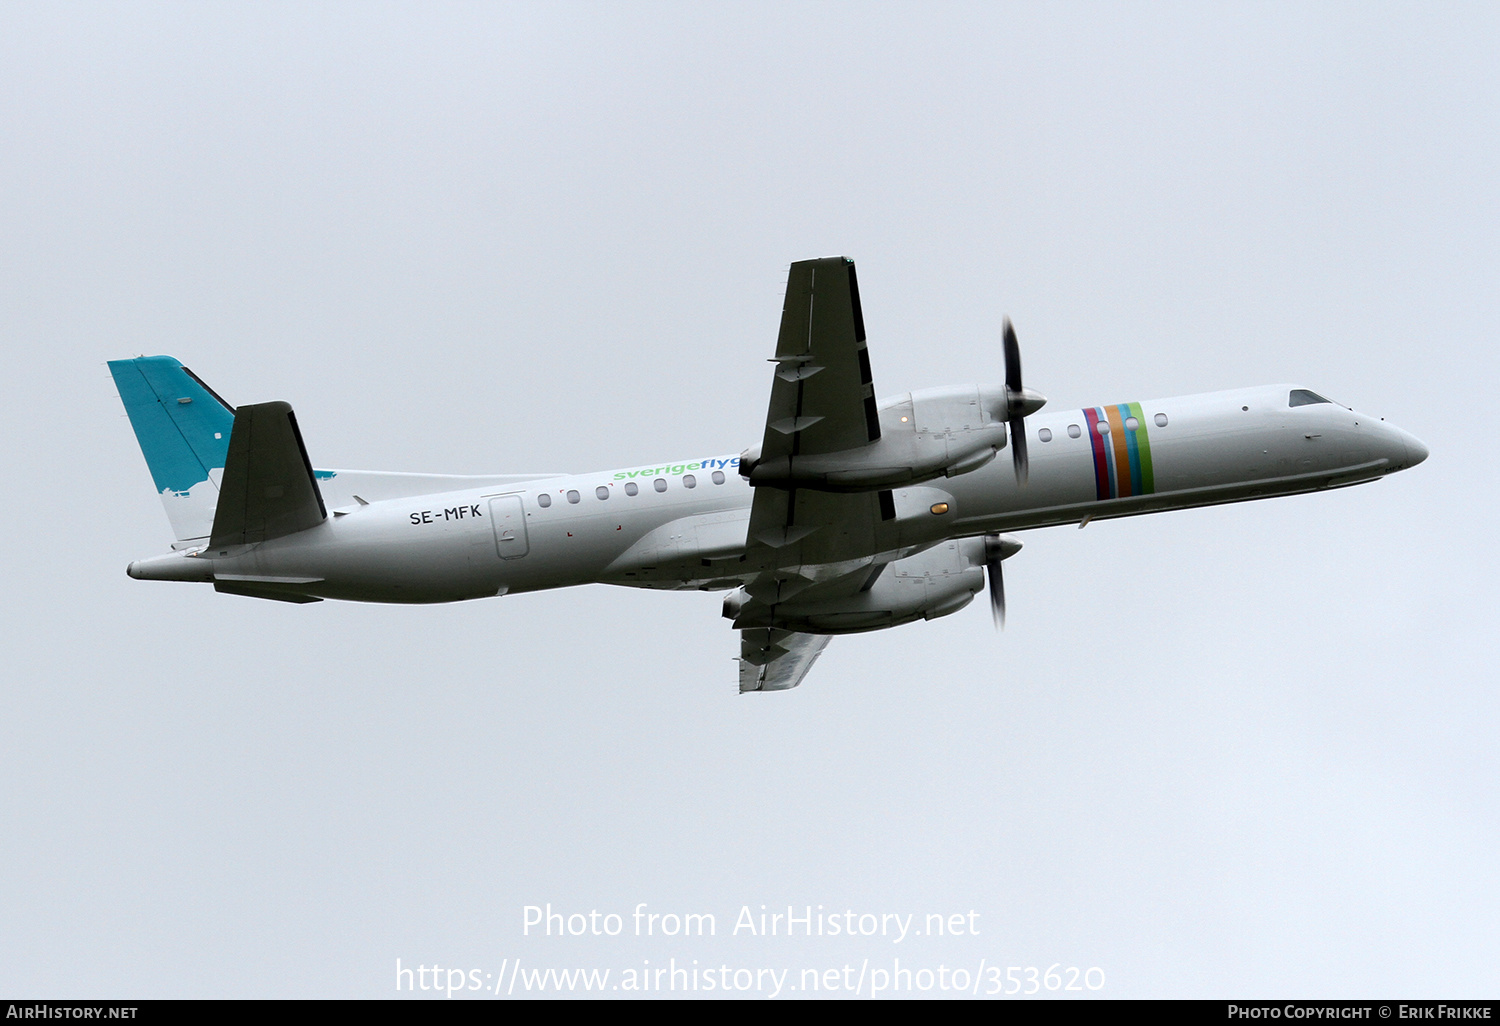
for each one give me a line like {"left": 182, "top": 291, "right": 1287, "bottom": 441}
{"left": 1130, "top": 402, "right": 1155, "bottom": 493}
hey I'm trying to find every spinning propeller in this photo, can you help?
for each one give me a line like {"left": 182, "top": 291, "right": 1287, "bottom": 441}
{"left": 1003, "top": 318, "right": 1047, "bottom": 485}
{"left": 982, "top": 534, "right": 1022, "bottom": 629}
{"left": 976, "top": 322, "right": 1044, "bottom": 628}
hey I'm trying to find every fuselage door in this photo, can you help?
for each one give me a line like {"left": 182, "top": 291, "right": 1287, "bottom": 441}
{"left": 488, "top": 495, "right": 530, "bottom": 559}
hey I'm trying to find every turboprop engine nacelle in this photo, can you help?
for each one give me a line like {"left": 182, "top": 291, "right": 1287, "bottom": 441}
{"left": 724, "top": 538, "right": 990, "bottom": 635}
{"left": 740, "top": 384, "right": 1043, "bottom": 493}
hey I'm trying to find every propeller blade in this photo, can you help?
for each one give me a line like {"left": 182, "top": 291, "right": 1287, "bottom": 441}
{"left": 984, "top": 534, "right": 1007, "bottom": 629}
{"left": 989, "top": 557, "right": 1005, "bottom": 629}
{"left": 1009, "top": 415, "right": 1029, "bottom": 485}
{"left": 1003, "top": 318, "right": 1029, "bottom": 485}
{"left": 1003, "top": 318, "right": 1023, "bottom": 395}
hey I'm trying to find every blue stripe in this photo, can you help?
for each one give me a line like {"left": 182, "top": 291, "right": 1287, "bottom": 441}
{"left": 1119, "top": 403, "right": 1143, "bottom": 496}
{"left": 1097, "top": 408, "right": 1118, "bottom": 498}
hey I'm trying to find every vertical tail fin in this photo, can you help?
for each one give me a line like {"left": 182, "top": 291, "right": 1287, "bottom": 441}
{"left": 108, "top": 356, "right": 235, "bottom": 547}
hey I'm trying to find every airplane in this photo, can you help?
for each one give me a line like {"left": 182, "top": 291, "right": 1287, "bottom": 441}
{"left": 109, "top": 256, "right": 1428, "bottom": 693}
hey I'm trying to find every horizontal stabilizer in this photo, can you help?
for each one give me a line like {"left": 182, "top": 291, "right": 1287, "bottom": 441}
{"left": 214, "top": 579, "right": 323, "bottom": 603}
{"left": 210, "top": 402, "right": 327, "bottom": 549}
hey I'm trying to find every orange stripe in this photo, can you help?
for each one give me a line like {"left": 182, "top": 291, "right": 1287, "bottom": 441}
{"left": 1105, "top": 405, "right": 1132, "bottom": 497}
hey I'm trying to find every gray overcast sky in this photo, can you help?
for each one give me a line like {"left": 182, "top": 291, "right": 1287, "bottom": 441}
{"left": 2, "top": 1, "right": 1496, "bottom": 999}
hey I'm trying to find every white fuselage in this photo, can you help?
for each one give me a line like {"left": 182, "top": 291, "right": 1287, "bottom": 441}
{"left": 133, "top": 383, "right": 1425, "bottom": 603}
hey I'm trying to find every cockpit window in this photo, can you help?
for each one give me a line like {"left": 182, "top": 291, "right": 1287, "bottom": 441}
{"left": 1289, "top": 389, "right": 1333, "bottom": 407}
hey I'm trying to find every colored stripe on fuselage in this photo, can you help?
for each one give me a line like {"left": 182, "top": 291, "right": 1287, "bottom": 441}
{"left": 1105, "top": 405, "right": 1131, "bottom": 497}
{"left": 1084, "top": 403, "right": 1157, "bottom": 501}
{"left": 1129, "top": 402, "right": 1154, "bottom": 494}
{"left": 1083, "top": 407, "right": 1110, "bottom": 500}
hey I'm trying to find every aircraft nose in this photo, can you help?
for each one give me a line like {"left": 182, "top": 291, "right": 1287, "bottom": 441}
{"left": 1379, "top": 422, "right": 1428, "bottom": 470}
{"left": 1403, "top": 431, "right": 1429, "bottom": 468}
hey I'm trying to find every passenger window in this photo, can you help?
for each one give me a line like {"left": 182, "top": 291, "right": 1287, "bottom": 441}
{"left": 1038, "top": 428, "right": 1052, "bottom": 442}
{"left": 712, "top": 471, "right": 725, "bottom": 485}
{"left": 654, "top": 478, "right": 667, "bottom": 492}
{"left": 1067, "top": 424, "right": 1081, "bottom": 439}
{"left": 1155, "top": 413, "right": 1168, "bottom": 427}
{"left": 1289, "top": 389, "right": 1332, "bottom": 407}
{"left": 567, "top": 489, "right": 580, "bottom": 504}
{"left": 1125, "top": 417, "right": 1139, "bottom": 431}
{"left": 537, "top": 493, "right": 552, "bottom": 508}
{"left": 624, "top": 482, "right": 638, "bottom": 496}
{"left": 596, "top": 485, "right": 609, "bottom": 500}
{"left": 1096, "top": 421, "right": 1110, "bottom": 435}
{"left": 683, "top": 474, "right": 696, "bottom": 489}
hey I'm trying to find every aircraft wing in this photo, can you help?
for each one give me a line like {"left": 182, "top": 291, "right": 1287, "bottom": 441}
{"left": 738, "top": 628, "right": 832, "bottom": 693}
{"left": 755, "top": 256, "right": 880, "bottom": 465}
{"left": 747, "top": 257, "right": 891, "bottom": 555}
{"left": 734, "top": 258, "right": 898, "bottom": 692}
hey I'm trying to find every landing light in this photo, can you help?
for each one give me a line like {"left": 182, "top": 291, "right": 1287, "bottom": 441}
{"left": 930, "top": 502, "right": 949, "bottom": 515}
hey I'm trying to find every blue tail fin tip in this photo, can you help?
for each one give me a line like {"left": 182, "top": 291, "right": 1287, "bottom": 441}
{"left": 110, "top": 356, "right": 236, "bottom": 544}
{"left": 109, "top": 356, "right": 234, "bottom": 495}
